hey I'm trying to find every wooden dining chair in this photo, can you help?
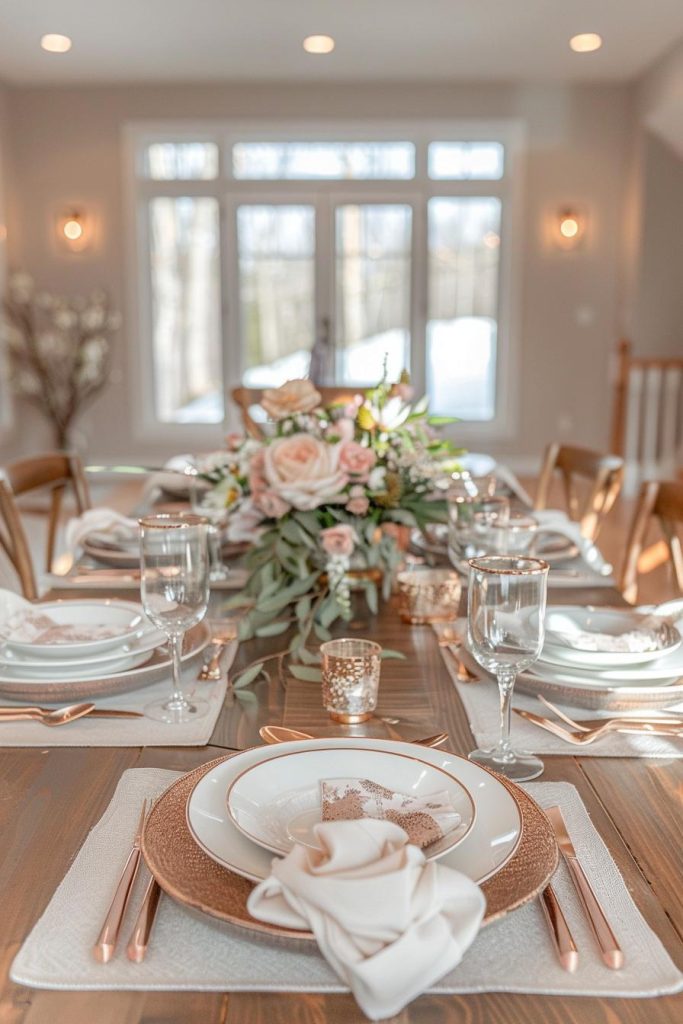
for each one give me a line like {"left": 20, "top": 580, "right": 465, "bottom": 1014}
{"left": 610, "top": 338, "right": 683, "bottom": 495}
{"left": 231, "top": 385, "right": 361, "bottom": 438}
{"left": 534, "top": 443, "right": 625, "bottom": 542}
{"left": 0, "top": 452, "right": 91, "bottom": 599}
{"left": 620, "top": 479, "right": 683, "bottom": 604}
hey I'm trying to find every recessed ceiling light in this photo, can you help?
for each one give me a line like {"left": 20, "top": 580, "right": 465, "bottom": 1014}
{"left": 303, "top": 34, "right": 335, "bottom": 55}
{"left": 569, "top": 33, "right": 602, "bottom": 53}
{"left": 41, "top": 33, "right": 72, "bottom": 53}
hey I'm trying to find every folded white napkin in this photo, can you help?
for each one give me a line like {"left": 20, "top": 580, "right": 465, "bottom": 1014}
{"left": 247, "top": 819, "right": 485, "bottom": 1020}
{"left": 548, "top": 627, "right": 665, "bottom": 654}
{"left": 532, "top": 510, "right": 613, "bottom": 576}
{"left": 321, "top": 778, "right": 461, "bottom": 849}
{"left": 65, "top": 508, "right": 139, "bottom": 554}
{"left": 0, "top": 588, "right": 33, "bottom": 628}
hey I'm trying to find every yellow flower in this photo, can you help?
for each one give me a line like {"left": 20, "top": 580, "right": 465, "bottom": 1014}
{"left": 357, "top": 405, "right": 376, "bottom": 431}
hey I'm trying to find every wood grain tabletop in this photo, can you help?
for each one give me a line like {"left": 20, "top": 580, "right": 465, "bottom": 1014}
{"left": 1, "top": 583, "right": 681, "bottom": 1023}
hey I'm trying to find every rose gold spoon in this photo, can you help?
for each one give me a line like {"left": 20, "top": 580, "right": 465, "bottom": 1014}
{"left": 0, "top": 702, "right": 96, "bottom": 726}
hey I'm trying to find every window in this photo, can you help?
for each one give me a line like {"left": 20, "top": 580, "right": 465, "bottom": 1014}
{"left": 127, "top": 122, "right": 522, "bottom": 438}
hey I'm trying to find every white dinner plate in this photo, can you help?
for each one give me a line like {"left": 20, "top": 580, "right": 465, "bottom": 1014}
{"left": 226, "top": 746, "right": 476, "bottom": 859}
{"left": 0, "top": 599, "right": 151, "bottom": 658}
{"left": 0, "top": 647, "right": 155, "bottom": 681}
{"left": 83, "top": 536, "right": 141, "bottom": 569}
{"left": 0, "top": 624, "right": 165, "bottom": 674}
{"left": 187, "top": 738, "right": 522, "bottom": 886}
{"left": 0, "top": 620, "right": 210, "bottom": 700}
{"left": 542, "top": 606, "right": 681, "bottom": 668}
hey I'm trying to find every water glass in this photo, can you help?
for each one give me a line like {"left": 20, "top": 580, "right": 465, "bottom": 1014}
{"left": 448, "top": 495, "right": 510, "bottom": 564}
{"left": 139, "top": 513, "right": 210, "bottom": 724}
{"left": 467, "top": 555, "right": 549, "bottom": 781}
{"left": 487, "top": 514, "right": 539, "bottom": 555}
{"left": 190, "top": 478, "right": 230, "bottom": 582}
{"left": 320, "top": 638, "right": 382, "bottom": 723}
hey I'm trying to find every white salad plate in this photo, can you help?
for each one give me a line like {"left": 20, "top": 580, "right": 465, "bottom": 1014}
{"left": 542, "top": 606, "right": 681, "bottom": 668}
{"left": 0, "top": 624, "right": 166, "bottom": 675}
{"left": 0, "top": 647, "right": 154, "bottom": 681}
{"left": 226, "top": 746, "right": 476, "bottom": 859}
{"left": 187, "top": 738, "right": 522, "bottom": 886}
{"left": 0, "top": 620, "right": 210, "bottom": 701}
{"left": 83, "top": 535, "right": 140, "bottom": 569}
{"left": 0, "top": 599, "right": 151, "bottom": 658}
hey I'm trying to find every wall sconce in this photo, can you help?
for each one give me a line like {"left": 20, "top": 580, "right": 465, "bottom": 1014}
{"left": 55, "top": 208, "right": 91, "bottom": 253}
{"left": 555, "top": 207, "right": 586, "bottom": 250}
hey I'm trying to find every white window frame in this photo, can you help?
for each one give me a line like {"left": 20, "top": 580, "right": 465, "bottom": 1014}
{"left": 123, "top": 118, "right": 525, "bottom": 446}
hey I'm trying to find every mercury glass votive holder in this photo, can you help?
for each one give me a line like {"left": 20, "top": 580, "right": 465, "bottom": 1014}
{"left": 320, "top": 638, "right": 382, "bottom": 724}
{"left": 397, "top": 568, "right": 462, "bottom": 624}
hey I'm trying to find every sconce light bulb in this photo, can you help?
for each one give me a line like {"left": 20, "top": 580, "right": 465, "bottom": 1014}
{"left": 560, "top": 217, "right": 579, "bottom": 239}
{"left": 63, "top": 218, "right": 84, "bottom": 241}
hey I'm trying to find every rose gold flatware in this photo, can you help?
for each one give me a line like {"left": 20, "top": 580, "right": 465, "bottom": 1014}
{"left": 259, "top": 725, "right": 448, "bottom": 747}
{"left": 444, "top": 645, "right": 478, "bottom": 682}
{"left": 126, "top": 874, "right": 161, "bottom": 963}
{"left": 0, "top": 702, "right": 95, "bottom": 726}
{"left": 198, "top": 640, "right": 229, "bottom": 681}
{"left": 540, "top": 884, "right": 579, "bottom": 973}
{"left": 93, "top": 800, "right": 147, "bottom": 963}
{"left": 546, "top": 806, "right": 624, "bottom": 970}
{"left": 536, "top": 695, "right": 683, "bottom": 731}
{"left": 0, "top": 704, "right": 143, "bottom": 720}
{"left": 513, "top": 707, "right": 683, "bottom": 745}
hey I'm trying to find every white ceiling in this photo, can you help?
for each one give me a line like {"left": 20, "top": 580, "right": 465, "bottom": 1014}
{"left": 0, "top": 0, "right": 682, "bottom": 85}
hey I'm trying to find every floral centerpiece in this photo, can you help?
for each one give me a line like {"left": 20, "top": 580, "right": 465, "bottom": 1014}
{"left": 3, "top": 272, "right": 121, "bottom": 448}
{"left": 196, "top": 371, "right": 461, "bottom": 664}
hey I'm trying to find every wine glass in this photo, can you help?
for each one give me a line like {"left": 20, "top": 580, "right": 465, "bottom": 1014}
{"left": 467, "top": 555, "right": 549, "bottom": 781}
{"left": 448, "top": 494, "right": 509, "bottom": 565}
{"left": 139, "top": 513, "right": 210, "bottom": 724}
{"left": 487, "top": 514, "right": 539, "bottom": 555}
{"left": 189, "top": 477, "right": 230, "bottom": 583}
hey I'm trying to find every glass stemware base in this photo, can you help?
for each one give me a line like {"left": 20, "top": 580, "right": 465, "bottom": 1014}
{"left": 144, "top": 695, "right": 210, "bottom": 724}
{"left": 468, "top": 747, "right": 544, "bottom": 782}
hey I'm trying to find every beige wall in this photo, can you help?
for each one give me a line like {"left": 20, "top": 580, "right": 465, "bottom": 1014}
{"left": 0, "top": 80, "right": 635, "bottom": 468}
{"left": 632, "top": 133, "right": 683, "bottom": 356}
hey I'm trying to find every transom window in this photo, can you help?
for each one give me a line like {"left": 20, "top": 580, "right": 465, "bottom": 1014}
{"left": 127, "top": 121, "right": 522, "bottom": 438}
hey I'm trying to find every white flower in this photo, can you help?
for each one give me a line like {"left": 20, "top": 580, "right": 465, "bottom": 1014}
{"left": 53, "top": 307, "right": 78, "bottom": 330}
{"left": 8, "top": 272, "right": 34, "bottom": 303}
{"left": 196, "top": 450, "right": 234, "bottom": 475}
{"left": 202, "top": 476, "right": 242, "bottom": 512}
{"left": 225, "top": 499, "right": 265, "bottom": 544}
{"left": 81, "top": 306, "right": 106, "bottom": 330}
{"left": 368, "top": 466, "right": 387, "bottom": 491}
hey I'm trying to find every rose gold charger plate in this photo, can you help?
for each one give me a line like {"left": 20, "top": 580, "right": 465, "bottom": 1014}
{"left": 141, "top": 752, "right": 558, "bottom": 945}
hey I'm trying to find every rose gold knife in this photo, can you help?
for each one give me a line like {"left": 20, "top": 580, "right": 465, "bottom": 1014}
{"left": 126, "top": 873, "right": 162, "bottom": 962}
{"left": 546, "top": 806, "right": 624, "bottom": 969}
{"left": 93, "top": 800, "right": 147, "bottom": 962}
{"left": 540, "top": 884, "right": 579, "bottom": 972}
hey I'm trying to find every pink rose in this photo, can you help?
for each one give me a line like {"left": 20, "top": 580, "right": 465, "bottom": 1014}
{"left": 225, "top": 432, "right": 244, "bottom": 451}
{"left": 346, "top": 494, "right": 369, "bottom": 516}
{"left": 320, "top": 524, "right": 357, "bottom": 558}
{"left": 263, "top": 434, "right": 348, "bottom": 511}
{"left": 248, "top": 449, "right": 267, "bottom": 495}
{"left": 339, "top": 441, "right": 377, "bottom": 481}
{"left": 255, "top": 490, "right": 291, "bottom": 519}
{"left": 261, "top": 379, "right": 321, "bottom": 420}
{"left": 343, "top": 395, "right": 364, "bottom": 418}
{"left": 334, "top": 418, "right": 355, "bottom": 442}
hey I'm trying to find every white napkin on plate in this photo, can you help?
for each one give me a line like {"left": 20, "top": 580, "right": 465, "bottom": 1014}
{"left": 532, "top": 510, "right": 613, "bottom": 576}
{"left": 247, "top": 818, "right": 485, "bottom": 1020}
{"left": 65, "top": 508, "right": 139, "bottom": 554}
{"left": 0, "top": 588, "right": 33, "bottom": 628}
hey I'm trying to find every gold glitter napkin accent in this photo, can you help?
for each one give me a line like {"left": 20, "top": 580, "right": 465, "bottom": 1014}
{"left": 321, "top": 778, "right": 461, "bottom": 849}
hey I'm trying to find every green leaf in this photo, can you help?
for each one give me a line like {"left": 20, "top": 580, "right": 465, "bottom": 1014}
{"left": 364, "top": 581, "right": 378, "bottom": 614}
{"left": 295, "top": 595, "right": 311, "bottom": 621}
{"left": 380, "top": 648, "right": 406, "bottom": 660}
{"left": 298, "top": 645, "right": 320, "bottom": 665}
{"left": 235, "top": 689, "right": 258, "bottom": 704}
{"left": 232, "top": 661, "right": 265, "bottom": 688}
{"left": 255, "top": 619, "right": 290, "bottom": 638}
{"left": 289, "top": 664, "right": 323, "bottom": 682}
{"left": 313, "top": 621, "right": 332, "bottom": 642}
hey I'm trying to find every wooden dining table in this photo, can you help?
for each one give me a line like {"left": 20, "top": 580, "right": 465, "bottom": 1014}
{"left": 1, "top": 576, "right": 682, "bottom": 1024}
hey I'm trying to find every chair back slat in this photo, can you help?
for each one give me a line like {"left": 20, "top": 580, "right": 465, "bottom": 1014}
{"left": 534, "top": 443, "right": 624, "bottom": 541}
{"left": 621, "top": 479, "right": 683, "bottom": 602}
{"left": 0, "top": 452, "right": 91, "bottom": 597}
{"left": 611, "top": 340, "right": 683, "bottom": 494}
